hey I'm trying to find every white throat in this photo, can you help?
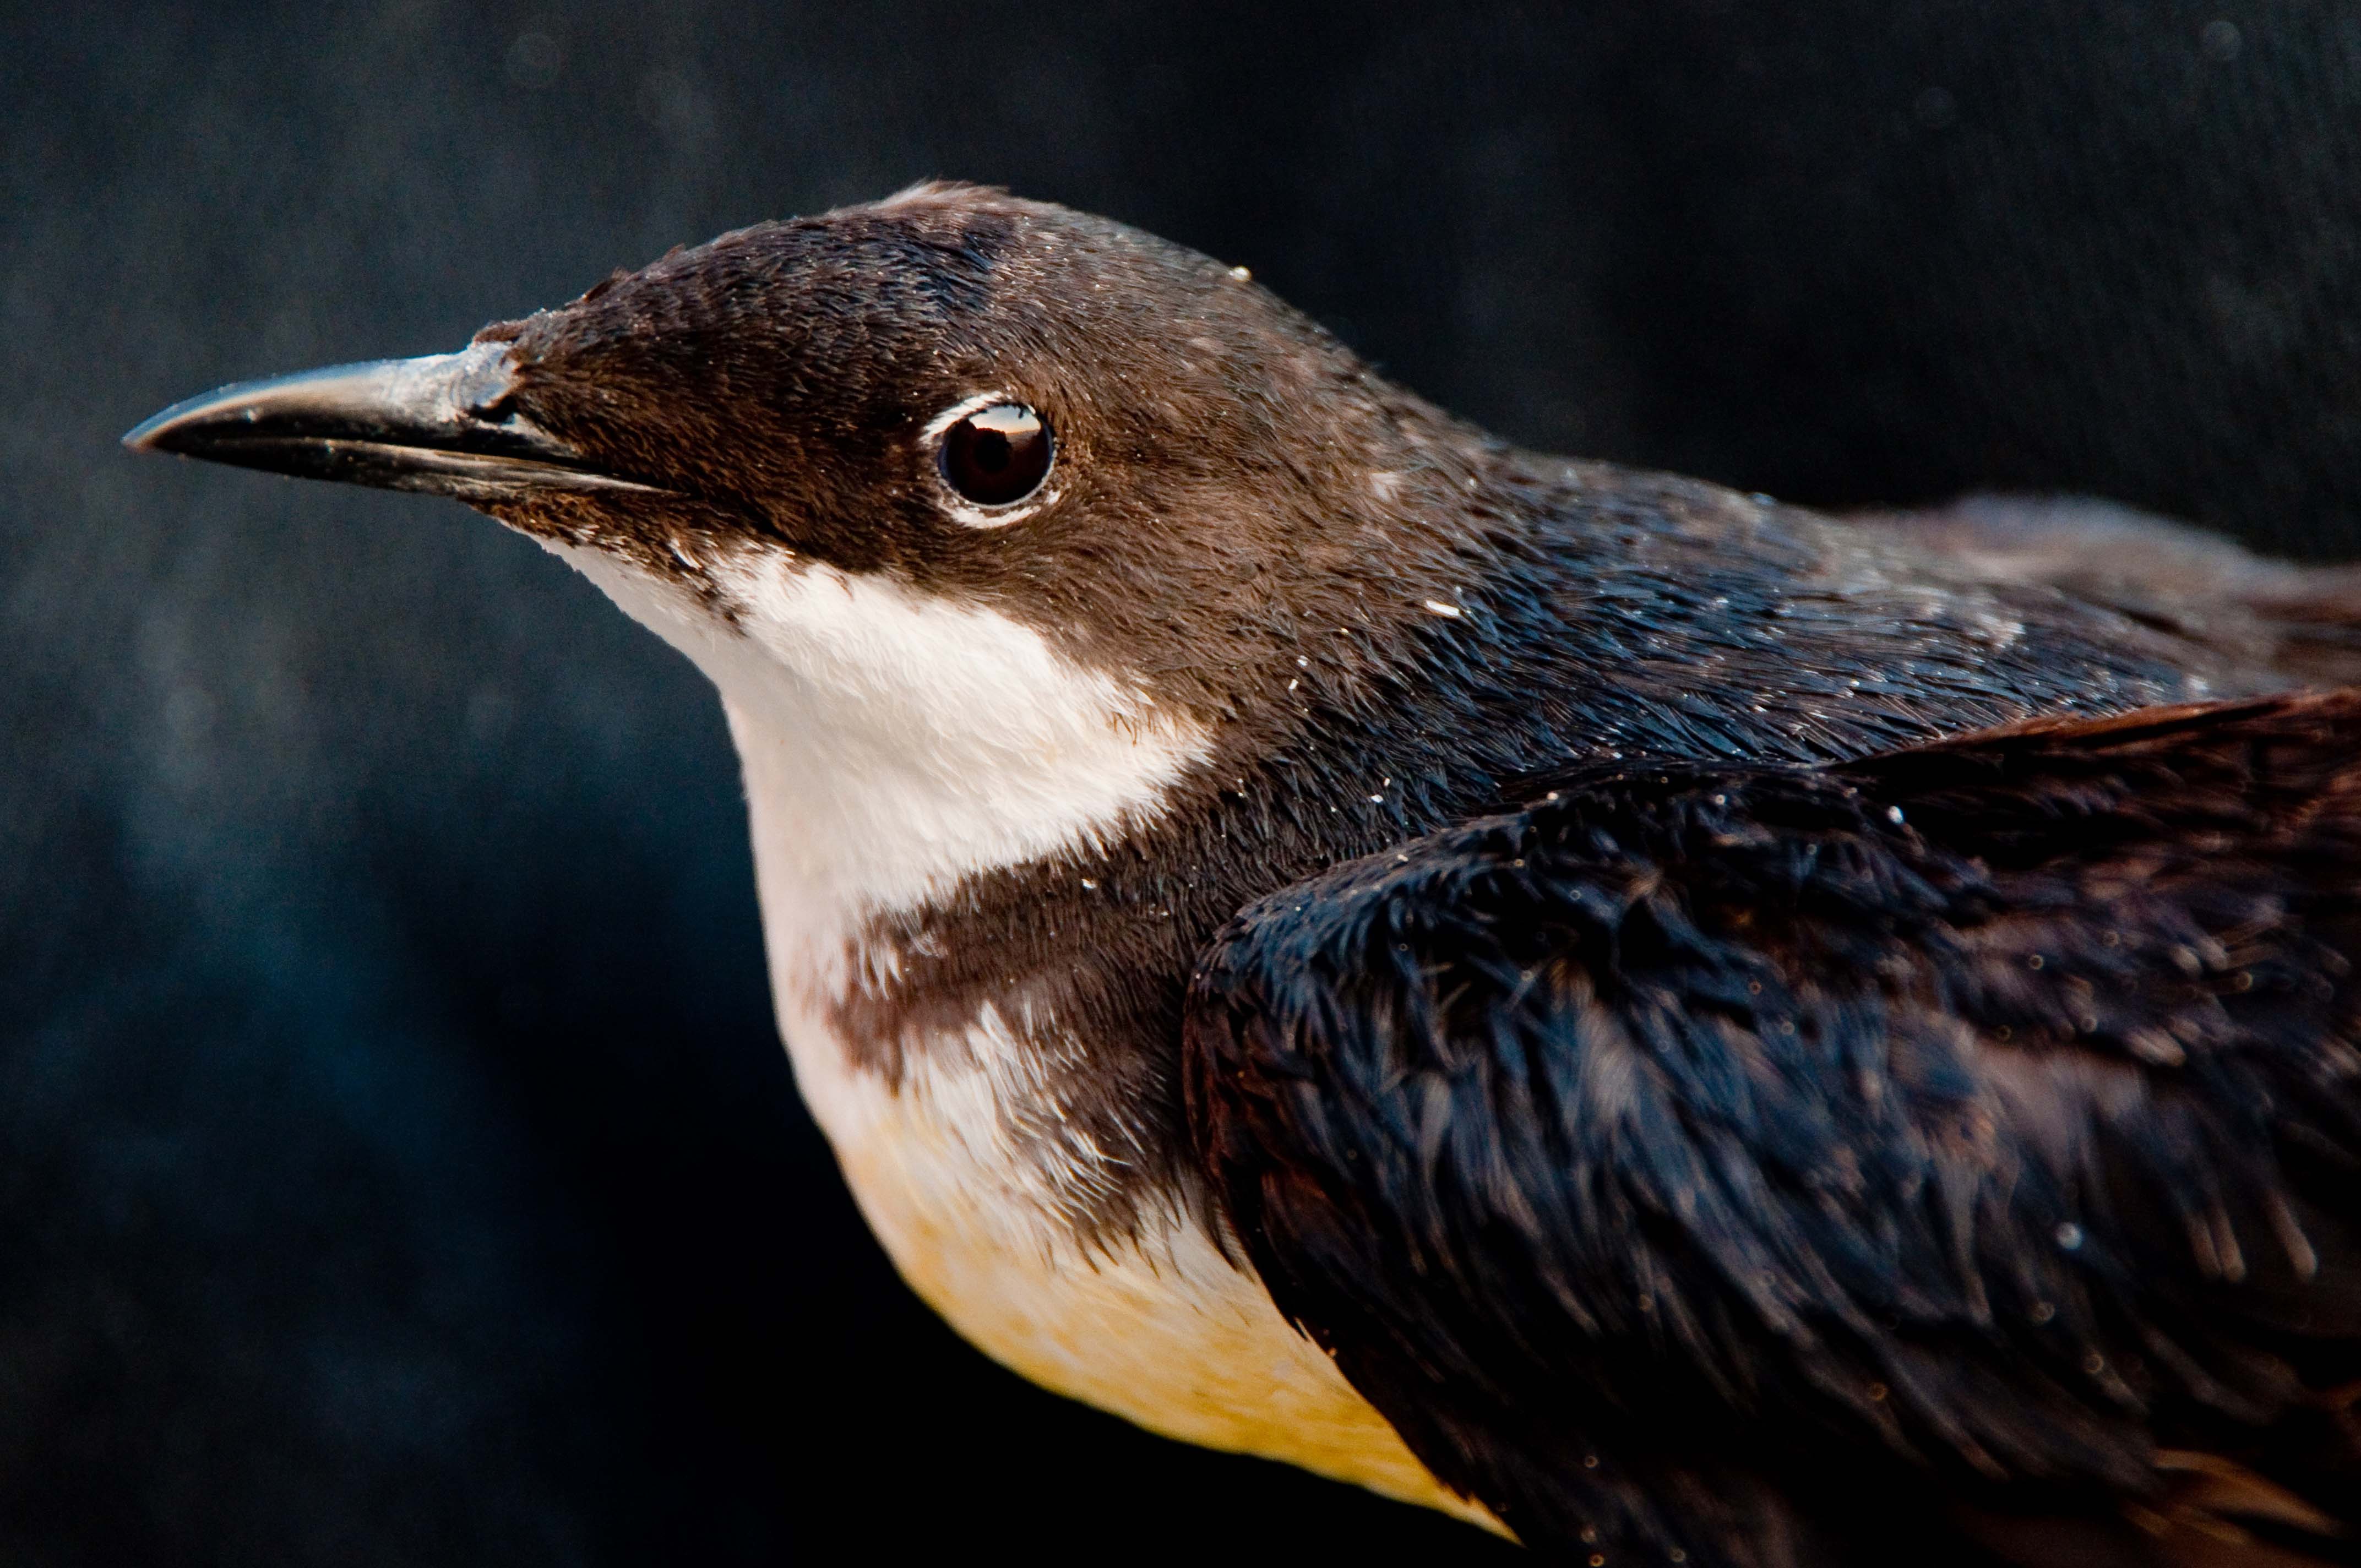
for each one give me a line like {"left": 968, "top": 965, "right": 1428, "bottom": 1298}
{"left": 548, "top": 541, "right": 1211, "bottom": 995}
{"left": 542, "top": 536, "right": 1495, "bottom": 1531}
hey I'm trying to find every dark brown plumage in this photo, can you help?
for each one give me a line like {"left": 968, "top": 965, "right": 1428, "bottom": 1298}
{"left": 1191, "top": 693, "right": 2361, "bottom": 1565}
{"left": 126, "top": 185, "right": 2361, "bottom": 1565}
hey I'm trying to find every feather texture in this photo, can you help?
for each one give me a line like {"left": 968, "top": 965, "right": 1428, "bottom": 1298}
{"left": 1189, "top": 692, "right": 2361, "bottom": 1566}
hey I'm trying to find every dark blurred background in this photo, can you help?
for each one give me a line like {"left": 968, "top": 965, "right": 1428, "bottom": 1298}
{"left": 6, "top": 3, "right": 2359, "bottom": 1563}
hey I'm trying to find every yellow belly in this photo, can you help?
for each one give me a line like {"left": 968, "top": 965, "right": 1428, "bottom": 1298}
{"left": 782, "top": 1003, "right": 1504, "bottom": 1534}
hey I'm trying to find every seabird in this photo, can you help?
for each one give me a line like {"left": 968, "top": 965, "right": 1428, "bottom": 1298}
{"left": 126, "top": 184, "right": 2361, "bottom": 1566}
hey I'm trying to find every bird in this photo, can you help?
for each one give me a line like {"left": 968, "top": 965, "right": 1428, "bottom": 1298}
{"left": 124, "top": 183, "right": 2361, "bottom": 1566}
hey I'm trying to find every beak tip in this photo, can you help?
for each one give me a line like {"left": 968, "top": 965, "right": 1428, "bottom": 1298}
{"left": 122, "top": 390, "right": 233, "bottom": 458}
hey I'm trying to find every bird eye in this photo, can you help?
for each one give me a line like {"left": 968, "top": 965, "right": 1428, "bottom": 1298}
{"left": 938, "top": 401, "right": 1053, "bottom": 508}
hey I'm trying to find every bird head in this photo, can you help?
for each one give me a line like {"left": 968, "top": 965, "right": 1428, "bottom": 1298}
{"left": 126, "top": 185, "right": 1483, "bottom": 923}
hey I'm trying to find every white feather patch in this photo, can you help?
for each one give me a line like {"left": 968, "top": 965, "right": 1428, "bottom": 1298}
{"left": 545, "top": 538, "right": 1496, "bottom": 1528}
{"left": 550, "top": 541, "right": 1209, "bottom": 989}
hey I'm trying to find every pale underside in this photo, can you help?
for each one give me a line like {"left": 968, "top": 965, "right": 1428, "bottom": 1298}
{"left": 770, "top": 987, "right": 1494, "bottom": 1527}
{"left": 547, "top": 537, "right": 1499, "bottom": 1530}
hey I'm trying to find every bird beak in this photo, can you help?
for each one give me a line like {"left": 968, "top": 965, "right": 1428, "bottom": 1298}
{"left": 122, "top": 340, "right": 664, "bottom": 500}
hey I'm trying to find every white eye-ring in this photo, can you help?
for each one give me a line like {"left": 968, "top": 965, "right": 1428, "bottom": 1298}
{"left": 927, "top": 390, "right": 1058, "bottom": 528}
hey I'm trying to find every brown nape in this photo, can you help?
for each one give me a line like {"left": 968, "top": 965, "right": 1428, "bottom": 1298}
{"left": 469, "top": 187, "right": 2361, "bottom": 771}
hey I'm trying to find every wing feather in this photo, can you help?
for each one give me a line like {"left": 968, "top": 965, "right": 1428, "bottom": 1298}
{"left": 1186, "top": 692, "right": 2361, "bottom": 1566}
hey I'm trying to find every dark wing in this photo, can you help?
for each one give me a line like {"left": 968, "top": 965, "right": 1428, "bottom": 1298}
{"left": 1848, "top": 496, "right": 2361, "bottom": 689}
{"left": 1185, "top": 692, "right": 2361, "bottom": 1568}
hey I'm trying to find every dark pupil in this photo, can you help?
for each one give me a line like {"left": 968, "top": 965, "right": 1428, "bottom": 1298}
{"left": 942, "top": 402, "right": 1052, "bottom": 505}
